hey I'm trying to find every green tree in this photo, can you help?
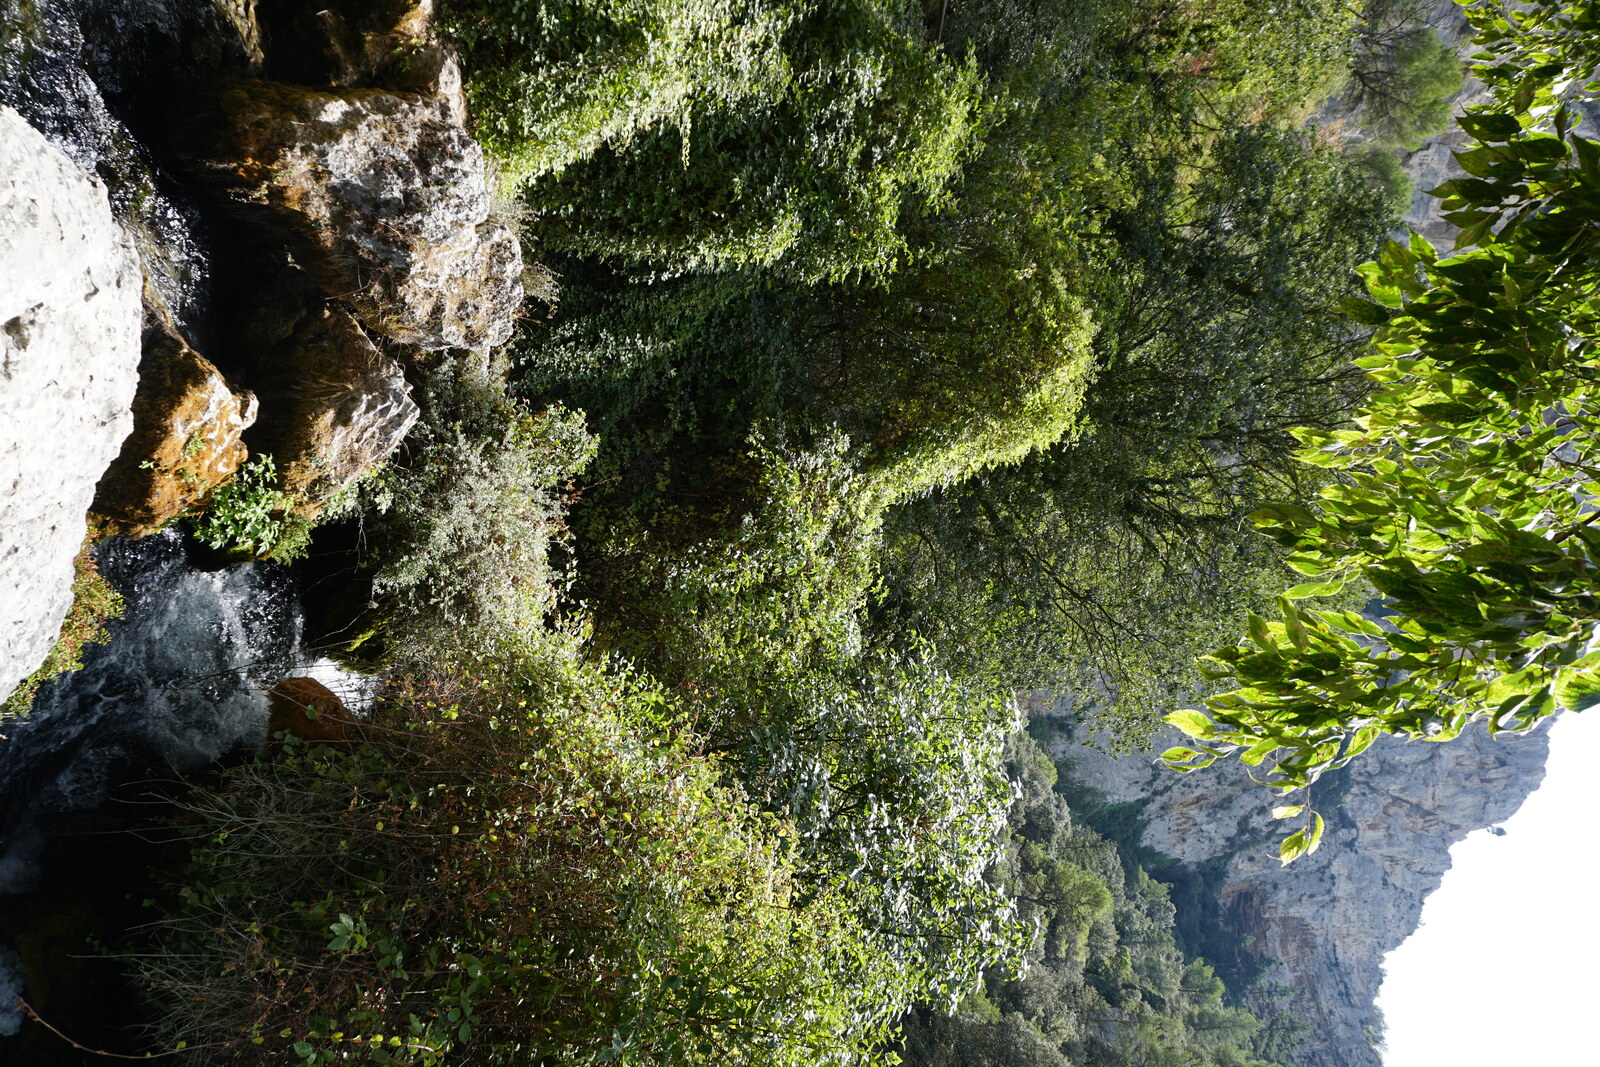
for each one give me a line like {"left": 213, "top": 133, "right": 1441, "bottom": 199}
{"left": 1164, "top": 0, "right": 1600, "bottom": 860}
{"left": 446, "top": 0, "right": 983, "bottom": 280}
{"left": 872, "top": 122, "right": 1393, "bottom": 732}
{"left": 1338, "top": 0, "right": 1464, "bottom": 147}
{"left": 897, "top": 734, "right": 1300, "bottom": 1067}
{"left": 723, "top": 655, "right": 1031, "bottom": 1006}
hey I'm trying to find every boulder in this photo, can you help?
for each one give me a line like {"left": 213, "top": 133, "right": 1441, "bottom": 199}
{"left": 268, "top": 307, "right": 420, "bottom": 512}
{"left": 188, "top": 81, "right": 521, "bottom": 350}
{"left": 267, "top": 675, "right": 359, "bottom": 743}
{"left": 0, "top": 105, "right": 142, "bottom": 704}
{"left": 383, "top": 41, "right": 468, "bottom": 127}
{"left": 91, "top": 315, "right": 259, "bottom": 538}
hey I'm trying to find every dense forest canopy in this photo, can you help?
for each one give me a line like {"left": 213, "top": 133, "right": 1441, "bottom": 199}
{"left": 20, "top": 0, "right": 1565, "bottom": 1062}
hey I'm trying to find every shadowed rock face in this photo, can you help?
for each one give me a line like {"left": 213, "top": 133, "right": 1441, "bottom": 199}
{"left": 1048, "top": 709, "right": 1551, "bottom": 1067}
{"left": 268, "top": 307, "right": 419, "bottom": 512}
{"left": 0, "top": 104, "right": 141, "bottom": 703}
{"left": 92, "top": 314, "right": 258, "bottom": 537}
{"left": 189, "top": 80, "right": 521, "bottom": 351}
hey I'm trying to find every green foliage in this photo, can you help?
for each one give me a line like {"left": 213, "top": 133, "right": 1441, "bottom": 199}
{"left": 525, "top": 14, "right": 982, "bottom": 280}
{"left": 1339, "top": 0, "right": 1464, "bottom": 148}
{"left": 445, "top": 0, "right": 796, "bottom": 183}
{"left": 140, "top": 652, "right": 916, "bottom": 1066}
{"left": 721, "top": 655, "right": 1029, "bottom": 1004}
{"left": 1348, "top": 144, "right": 1414, "bottom": 214}
{"left": 521, "top": 229, "right": 1097, "bottom": 687}
{"left": 581, "top": 432, "right": 881, "bottom": 683}
{"left": 897, "top": 734, "right": 1302, "bottom": 1067}
{"left": 1167, "top": 0, "right": 1600, "bottom": 858}
{"left": 872, "top": 122, "right": 1393, "bottom": 737}
{"left": 188, "top": 453, "right": 299, "bottom": 560}
{"left": 131, "top": 1, "right": 1441, "bottom": 1060}
{"left": 356, "top": 354, "right": 597, "bottom": 660}
{"left": 447, "top": 0, "right": 983, "bottom": 280}
{"left": 1, "top": 535, "right": 123, "bottom": 718}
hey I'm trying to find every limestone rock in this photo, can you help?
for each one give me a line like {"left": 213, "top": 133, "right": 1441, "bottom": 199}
{"left": 1051, "top": 710, "right": 1552, "bottom": 1067}
{"left": 188, "top": 80, "right": 521, "bottom": 350}
{"left": 91, "top": 316, "right": 258, "bottom": 538}
{"left": 384, "top": 41, "right": 468, "bottom": 127}
{"left": 269, "top": 307, "right": 419, "bottom": 512}
{"left": 0, "top": 105, "right": 142, "bottom": 704}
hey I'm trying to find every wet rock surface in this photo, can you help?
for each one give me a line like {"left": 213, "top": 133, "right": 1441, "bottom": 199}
{"left": 265, "top": 0, "right": 462, "bottom": 113}
{"left": 0, "top": 104, "right": 142, "bottom": 703}
{"left": 188, "top": 80, "right": 521, "bottom": 350}
{"left": 4, "top": 0, "right": 520, "bottom": 565}
{"left": 92, "top": 314, "right": 258, "bottom": 537}
{"left": 267, "top": 675, "right": 359, "bottom": 743}
{"left": 1048, "top": 708, "right": 1551, "bottom": 1067}
{"left": 264, "top": 306, "right": 420, "bottom": 512}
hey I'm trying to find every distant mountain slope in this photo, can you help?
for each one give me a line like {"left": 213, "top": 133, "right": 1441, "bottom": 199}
{"left": 1040, "top": 704, "right": 1551, "bottom": 1067}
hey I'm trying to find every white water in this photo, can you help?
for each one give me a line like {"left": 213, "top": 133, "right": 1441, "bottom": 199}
{"left": 0, "top": 532, "right": 308, "bottom": 1037}
{"left": 0, "top": 532, "right": 303, "bottom": 894}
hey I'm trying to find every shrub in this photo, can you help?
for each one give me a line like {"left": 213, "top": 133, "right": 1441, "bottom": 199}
{"left": 580, "top": 431, "right": 882, "bottom": 683}
{"left": 137, "top": 651, "right": 917, "bottom": 1066}
{"left": 521, "top": 17, "right": 981, "bottom": 281}
{"left": 444, "top": 0, "right": 795, "bottom": 186}
{"left": 188, "top": 453, "right": 301, "bottom": 560}
{"left": 719, "top": 653, "right": 1031, "bottom": 1006}
{"left": 445, "top": 0, "right": 982, "bottom": 280}
{"left": 356, "top": 354, "right": 597, "bottom": 660}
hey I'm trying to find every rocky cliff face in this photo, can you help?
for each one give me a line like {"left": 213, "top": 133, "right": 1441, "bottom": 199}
{"left": 1045, "top": 709, "right": 1552, "bottom": 1067}
{"left": 1394, "top": 0, "right": 1600, "bottom": 246}
{"left": 0, "top": 104, "right": 142, "bottom": 700}
{"left": 0, "top": 0, "right": 522, "bottom": 674}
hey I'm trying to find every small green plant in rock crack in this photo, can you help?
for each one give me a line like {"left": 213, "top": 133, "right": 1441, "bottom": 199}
{"left": 175, "top": 433, "right": 208, "bottom": 488}
{"left": 190, "top": 454, "right": 295, "bottom": 558}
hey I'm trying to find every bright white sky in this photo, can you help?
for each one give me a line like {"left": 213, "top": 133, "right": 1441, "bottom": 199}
{"left": 1375, "top": 709, "right": 1600, "bottom": 1066}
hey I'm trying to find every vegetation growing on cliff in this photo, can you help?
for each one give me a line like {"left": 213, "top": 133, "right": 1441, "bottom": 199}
{"left": 1165, "top": 0, "right": 1600, "bottom": 862}
{"left": 896, "top": 732, "right": 1306, "bottom": 1067}
{"left": 0, "top": 535, "right": 123, "bottom": 719}
{"left": 123, "top": 0, "right": 1479, "bottom": 1061}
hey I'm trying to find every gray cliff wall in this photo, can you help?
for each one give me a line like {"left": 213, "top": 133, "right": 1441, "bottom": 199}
{"left": 1396, "top": 0, "right": 1600, "bottom": 246}
{"left": 1048, "top": 711, "right": 1551, "bottom": 1067}
{"left": 0, "top": 104, "right": 141, "bottom": 702}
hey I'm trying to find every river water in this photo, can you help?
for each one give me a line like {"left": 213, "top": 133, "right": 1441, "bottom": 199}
{"left": 0, "top": 533, "right": 304, "bottom": 1050}
{"left": 0, "top": 1, "right": 312, "bottom": 1055}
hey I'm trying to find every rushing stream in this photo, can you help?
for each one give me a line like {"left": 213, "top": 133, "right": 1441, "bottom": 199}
{"left": 0, "top": 533, "right": 301, "bottom": 891}
{"left": 0, "top": 532, "right": 304, "bottom": 1049}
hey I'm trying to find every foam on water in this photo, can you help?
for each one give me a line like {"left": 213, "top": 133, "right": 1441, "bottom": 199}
{"left": 0, "top": 531, "right": 302, "bottom": 894}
